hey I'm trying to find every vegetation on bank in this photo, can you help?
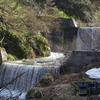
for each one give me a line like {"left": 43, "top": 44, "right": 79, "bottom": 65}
{"left": 0, "top": 0, "right": 100, "bottom": 59}
{"left": 0, "top": 0, "right": 51, "bottom": 60}
{"left": 26, "top": 72, "right": 93, "bottom": 100}
{"left": 0, "top": 0, "right": 100, "bottom": 99}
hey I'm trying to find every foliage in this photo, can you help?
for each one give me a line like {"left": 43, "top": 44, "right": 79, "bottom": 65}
{"left": 58, "top": 11, "right": 70, "bottom": 18}
{"left": 39, "top": 78, "right": 51, "bottom": 87}
{"left": 0, "top": 0, "right": 51, "bottom": 59}
{"left": 54, "top": 0, "right": 100, "bottom": 22}
{"left": 32, "top": 35, "right": 50, "bottom": 57}
{"left": 0, "top": 0, "right": 100, "bottom": 59}
{"left": 3, "top": 30, "right": 50, "bottom": 59}
{"left": 58, "top": 11, "right": 75, "bottom": 19}
{"left": 3, "top": 31, "right": 33, "bottom": 59}
{"left": 26, "top": 88, "right": 43, "bottom": 99}
{"left": 7, "top": 53, "right": 16, "bottom": 60}
{"left": 93, "top": 4, "right": 100, "bottom": 23}
{"left": 0, "top": 0, "right": 51, "bottom": 36}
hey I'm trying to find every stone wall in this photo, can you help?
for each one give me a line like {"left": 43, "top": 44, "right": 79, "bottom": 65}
{"left": 60, "top": 51, "right": 100, "bottom": 74}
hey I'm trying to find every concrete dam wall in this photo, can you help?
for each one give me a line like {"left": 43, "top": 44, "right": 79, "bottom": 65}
{"left": 59, "top": 27, "right": 100, "bottom": 74}
{"left": 60, "top": 51, "right": 100, "bottom": 74}
{"left": 44, "top": 18, "right": 100, "bottom": 52}
{"left": 42, "top": 18, "right": 78, "bottom": 52}
{"left": 42, "top": 18, "right": 100, "bottom": 74}
{"left": 48, "top": 27, "right": 78, "bottom": 52}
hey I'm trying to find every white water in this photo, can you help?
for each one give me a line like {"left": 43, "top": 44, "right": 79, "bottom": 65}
{"left": 0, "top": 52, "right": 65, "bottom": 100}
{"left": 76, "top": 27, "right": 100, "bottom": 50}
{"left": 86, "top": 68, "right": 100, "bottom": 79}
{"left": 0, "top": 89, "right": 26, "bottom": 100}
{"left": 86, "top": 68, "right": 100, "bottom": 82}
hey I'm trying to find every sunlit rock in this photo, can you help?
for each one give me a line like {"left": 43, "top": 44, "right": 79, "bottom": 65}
{"left": 0, "top": 47, "right": 7, "bottom": 64}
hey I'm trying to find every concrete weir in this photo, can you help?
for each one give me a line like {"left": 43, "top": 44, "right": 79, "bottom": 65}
{"left": 60, "top": 27, "right": 100, "bottom": 74}
{"left": 60, "top": 51, "right": 100, "bottom": 74}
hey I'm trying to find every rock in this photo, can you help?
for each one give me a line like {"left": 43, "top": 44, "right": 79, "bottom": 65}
{"left": 24, "top": 49, "right": 35, "bottom": 59}
{"left": 26, "top": 88, "right": 43, "bottom": 99}
{"left": 38, "top": 73, "right": 53, "bottom": 87}
{"left": 0, "top": 47, "right": 7, "bottom": 65}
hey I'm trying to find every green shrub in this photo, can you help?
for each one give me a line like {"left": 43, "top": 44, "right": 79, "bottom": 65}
{"left": 4, "top": 31, "right": 34, "bottom": 59}
{"left": 7, "top": 54, "right": 16, "bottom": 60}
{"left": 33, "top": 35, "right": 50, "bottom": 57}
{"left": 58, "top": 11, "right": 70, "bottom": 18}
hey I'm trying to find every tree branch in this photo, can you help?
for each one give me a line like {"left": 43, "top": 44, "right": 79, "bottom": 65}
{"left": 0, "top": 6, "right": 13, "bottom": 15}
{"left": 0, "top": 70, "right": 29, "bottom": 92}
{"left": 11, "top": 0, "right": 20, "bottom": 11}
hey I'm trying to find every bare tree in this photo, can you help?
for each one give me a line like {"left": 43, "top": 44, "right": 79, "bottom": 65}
{"left": 0, "top": 71, "right": 29, "bottom": 100}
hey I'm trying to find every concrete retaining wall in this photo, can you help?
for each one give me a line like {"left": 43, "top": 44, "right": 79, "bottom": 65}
{"left": 60, "top": 51, "right": 100, "bottom": 74}
{"left": 47, "top": 27, "right": 78, "bottom": 52}
{"left": 42, "top": 18, "right": 78, "bottom": 52}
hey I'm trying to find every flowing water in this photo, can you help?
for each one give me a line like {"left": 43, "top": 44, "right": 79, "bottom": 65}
{"left": 2, "top": 27, "right": 100, "bottom": 99}
{"left": 0, "top": 52, "right": 65, "bottom": 100}
{"left": 76, "top": 27, "right": 100, "bottom": 50}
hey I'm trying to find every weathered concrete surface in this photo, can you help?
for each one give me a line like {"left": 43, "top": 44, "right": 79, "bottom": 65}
{"left": 47, "top": 27, "right": 78, "bottom": 52}
{"left": 60, "top": 51, "right": 100, "bottom": 74}
{"left": 41, "top": 17, "right": 78, "bottom": 52}
{"left": 56, "top": 18, "right": 77, "bottom": 27}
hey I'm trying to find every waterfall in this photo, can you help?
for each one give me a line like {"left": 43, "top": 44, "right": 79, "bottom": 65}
{"left": 0, "top": 62, "right": 60, "bottom": 89}
{"left": 76, "top": 27, "right": 100, "bottom": 50}
{"left": 0, "top": 63, "right": 50, "bottom": 91}
{"left": 0, "top": 52, "right": 65, "bottom": 99}
{"left": 0, "top": 63, "right": 60, "bottom": 99}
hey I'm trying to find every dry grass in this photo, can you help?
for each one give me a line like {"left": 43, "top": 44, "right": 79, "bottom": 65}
{"left": 27, "top": 71, "right": 94, "bottom": 100}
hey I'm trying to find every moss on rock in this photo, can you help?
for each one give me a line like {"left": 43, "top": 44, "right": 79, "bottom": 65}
{"left": 1, "top": 31, "right": 50, "bottom": 59}
{"left": 3, "top": 31, "right": 35, "bottom": 59}
{"left": 28, "top": 34, "right": 51, "bottom": 57}
{"left": 38, "top": 73, "right": 53, "bottom": 87}
{"left": 26, "top": 88, "right": 43, "bottom": 99}
{"left": 39, "top": 78, "right": 51, "bottom": 87}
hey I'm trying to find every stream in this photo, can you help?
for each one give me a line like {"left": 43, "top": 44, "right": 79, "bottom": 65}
{"left": 0, "top": 52, "right": 66, "bottom": 100}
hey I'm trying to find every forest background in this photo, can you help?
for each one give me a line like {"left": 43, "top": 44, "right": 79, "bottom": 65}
{"left": 0, "top": 0, "right": 100, "bottom": 60}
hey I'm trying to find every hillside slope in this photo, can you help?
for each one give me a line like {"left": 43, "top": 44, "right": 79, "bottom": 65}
{"left": 0, "top": 0, "right": 100, "bottom": 59}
